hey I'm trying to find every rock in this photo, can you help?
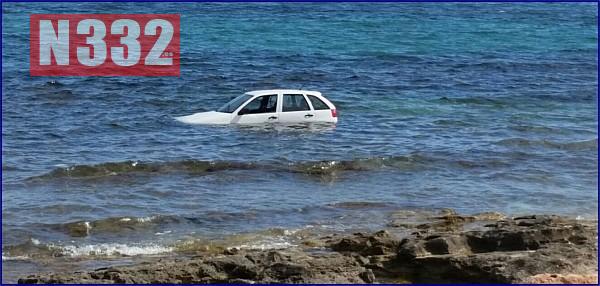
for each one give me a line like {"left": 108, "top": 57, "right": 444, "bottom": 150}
{"left": 355, "top": 255, "right": 370, "bottom": 266}
{"left": 16, "top": 212, "right": 598, "bottom": 284}
{"left": 520, "top": 273, "right": 598, "bottom": 284}
{"left": 392, "top": 214, "right": 598, "bottom": 283}
{"left": 329, "top": 230, "right": 399, "bottom": 256}
{"left": 359, "top": 269, "right": 376, "bottom": 283}
{"left": 19, "top": 249, "right": 367, "bottom": 284}
{"left": 423, "top": 235, "right": 470, "bottom": 255}
{"left": 17, "top": 278, "right": 38, "bottom": 284}
{"left": 208, "top": 255, "right": 259, "bottom": 280}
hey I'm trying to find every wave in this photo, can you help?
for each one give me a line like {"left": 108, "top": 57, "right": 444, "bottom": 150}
{"left": 435, "top": 96, "right": 509, "bottom": 107}
{"left": 29, "top": 160, "right": 257, "bottom": 180}
{"left": 2, "top": 164, "right": 20, "bottom": 171}
{"left": 50, "top": 215, "right": 179, "bottom": 237}
{"left": 27, "top": 154, "right": 515, "bottom": 181}
{"left": 2, "top": 238, "right": 61, "bottom": 259}
{"left": 27, "top": 156, "right": 422, "bottom": 180}
{"left": 2, "top": 238, "right": 172, "bottom": 260}
{"left": 59, "top": 243, "right": 172, "bottom": 257}
{"left": 2, "top": 226, "right": 307, "bottom": 260}
{"left": 173, "top": 231, "right": 296, "bottom": 254}
{"left": 508, "top": 125, "right": 564, "bottom": 134}
{"left": 34, "top": 200, "right": 394, "bottom": 240}
{"left": 326, "top": 201, "right": 392, "bottom": 209}
{"left": 496, "top": 138, "right": 598, "bottom": 151}
{"left": 40, "top": 211, "right": 287, "bottom": 238}
{"left": 1, "top": 237, "right": 292, "bottom": 261}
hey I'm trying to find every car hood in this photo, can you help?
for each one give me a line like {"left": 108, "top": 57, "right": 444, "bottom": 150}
{"left": 175, "top": 111, "right": 233, "bottom": 125}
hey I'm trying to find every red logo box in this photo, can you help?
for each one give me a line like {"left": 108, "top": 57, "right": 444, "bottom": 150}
{"left": 30, "top": 14, "right": 180, "bottom": 76}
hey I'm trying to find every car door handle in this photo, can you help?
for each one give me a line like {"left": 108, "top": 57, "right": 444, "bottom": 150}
{"left": 268, "top": 116, "right": 277, "bottom": 120}
{"left": 304, "top": 114, "right": 314, "bottom": 118}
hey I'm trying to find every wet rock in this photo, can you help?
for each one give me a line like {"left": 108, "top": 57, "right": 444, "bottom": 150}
{"left": 389, "top": 209, "right": 506, "bottom": 233}
{"left": 472, "top": 212, "right": 506, "bottom": 221}
{"left": 300, "top": 239, "right": 324, "bottom": 248}
{"left": 19, "top": 249, "right": 369, "bottom": 284}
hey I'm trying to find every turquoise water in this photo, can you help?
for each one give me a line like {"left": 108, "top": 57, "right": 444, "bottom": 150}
{"left": 2, "top": 2, "right": 598, "bottom": 281}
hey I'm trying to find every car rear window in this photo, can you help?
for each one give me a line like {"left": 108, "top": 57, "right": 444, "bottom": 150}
{"left": 282, "top": 94, "right": 310, "bottom": 112}
{"left": 307, "top": 95, "right": 330, "bottom": 110}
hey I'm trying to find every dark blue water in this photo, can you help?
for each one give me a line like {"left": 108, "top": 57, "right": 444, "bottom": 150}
{"left": 2, "top": 2, "right": 598, "bottom": 281}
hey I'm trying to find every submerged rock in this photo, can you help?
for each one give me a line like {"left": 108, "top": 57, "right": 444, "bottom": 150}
{"left": 18, "top": 212, "right": 598, "bottom": 284}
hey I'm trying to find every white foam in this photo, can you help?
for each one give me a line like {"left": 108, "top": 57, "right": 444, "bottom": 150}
{"left": 84, "top": 221, "right": 92, "bottom": 235}
{"left": 58, "top": 243, "right": 172, "bottom": 257}
{"left": 234, "top": 237, "right": 295, "bottom": 251}
{"left": 2, "top": 254, "right": 30, "bottom": 261}
{"left": 119, "top": 216, "right": 155, "bottom": 223}
{"left": 136, "top": 216, "right": 156, "bottom": 223}
{"left": 283, "top": 229, "right": 299, "bottom": 236}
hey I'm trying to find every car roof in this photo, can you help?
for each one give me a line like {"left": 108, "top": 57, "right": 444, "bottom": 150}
{"left": 244, "top": 89, "right": 322, "bottom": 96}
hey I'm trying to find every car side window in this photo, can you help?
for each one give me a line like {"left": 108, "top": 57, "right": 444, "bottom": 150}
{"left": 307, "top": 95, "right": 330, "bottom": 110}
{"left": 239, "top": 95, "right": 277, "bottom": 115}
{"left": 218, "top": 94, "right": 252, "bottom": 113}
{"left": 282, "top": 94, "right": 310, "bottom": 112}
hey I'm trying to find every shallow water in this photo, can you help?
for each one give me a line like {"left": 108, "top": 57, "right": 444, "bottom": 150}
{"left": 2, "top": 2, "right": 598, "bottom": 282}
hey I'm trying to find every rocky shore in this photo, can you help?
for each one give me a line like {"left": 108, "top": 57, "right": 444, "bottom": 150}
{"left": 18, "top": 211, "right": 598, "bottom": 284}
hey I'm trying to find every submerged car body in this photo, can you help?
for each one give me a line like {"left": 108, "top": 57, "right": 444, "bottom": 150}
{"left": 175, "top": 89, "right": 338, "bottom": 125}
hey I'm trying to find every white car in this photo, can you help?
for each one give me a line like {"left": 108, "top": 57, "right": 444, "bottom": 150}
{"left": 175, "top": 89, "right": 338, "bottom": 125}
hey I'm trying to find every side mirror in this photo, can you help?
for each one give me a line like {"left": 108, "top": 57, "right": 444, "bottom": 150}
{"left": 238, "top": 110, "right": 246, "bottom": 116}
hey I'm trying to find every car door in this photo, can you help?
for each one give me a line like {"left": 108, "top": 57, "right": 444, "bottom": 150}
{"left": 278, "top": 94, "right": 313, "bottom": 123}
{"left": 232, "top": 94, "right": 279, "bottom": 124}
{"left": 306, "top": 94, "right": 333, "bottom": 122}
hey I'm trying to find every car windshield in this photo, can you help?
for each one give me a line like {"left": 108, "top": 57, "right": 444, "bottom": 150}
{"left": 217, "top": 94, "right": 252, "bottom": 113}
